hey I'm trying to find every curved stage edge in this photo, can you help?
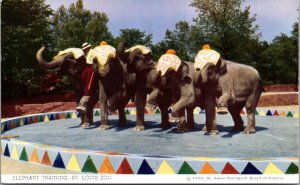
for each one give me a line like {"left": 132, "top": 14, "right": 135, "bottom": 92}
{"left": 1, "top": 107, "right": 299, "bottom": 174}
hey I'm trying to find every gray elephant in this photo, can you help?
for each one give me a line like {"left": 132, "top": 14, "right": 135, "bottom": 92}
{"left": 91, "top": 42, "right": 150, "bottom": 131}
{"left": 118, "top": 45, "right": 195, "bottom": 132}
{"left": 36, "top": 46, "right": 99, "bottom": 127}
{"left": 194, "top": 45, "right": 264, "bottom": 134}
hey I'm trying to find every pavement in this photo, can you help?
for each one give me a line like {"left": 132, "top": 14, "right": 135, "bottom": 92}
{"left": 1, "top": 106, "right": 299, "bottom": 174}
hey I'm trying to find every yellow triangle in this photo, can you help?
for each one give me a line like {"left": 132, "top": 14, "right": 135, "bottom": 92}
{"left": 130, "top": 109, "right": 136, "bottom": 115}
{"left": 66, "top": 154, "right": 81, "bottom": 172}
{"left": 156, "top": 161, "right": 176, "bottom": 174}
{"left": 259, "top": 110, "right": 265, "bottom": 116}
{"left": 293, "top": 112, "right": 299, "bottom": 118}
{"left": 20, "top": 119, "right": 24, "bottom": 126}
{"left": 264, "top": 162, "right": 283, "bottom": 174}
{"left": 11, "top": 145, "right": 19, "bottom": 160}
{"left": 71, "top": 112, "right": 77, "bottom": 119}
{"left": 44, "top": 115, "right": 50, "bottom": 122}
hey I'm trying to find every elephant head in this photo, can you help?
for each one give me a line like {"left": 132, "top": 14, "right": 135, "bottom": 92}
{"left": 117, "top": 42, "right": 154, "bottom": 73}
{"left": 91, "top": 45, "right": 118, "bottom": 78}
{"left": 36, "top": 46, "right": 86, "bottom": 77}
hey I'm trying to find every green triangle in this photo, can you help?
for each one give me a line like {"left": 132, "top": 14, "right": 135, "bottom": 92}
{"left": 19, "top": 147, "right": 28, "bottom": 161}
{"left": 155, "top": 108, "right": 161, "bottom": 114}
{"left": 16, "top": 120, "right": 20, "bottom": 128}
{"left": 94, "top": 110, "right": 100, "bottom": 116}
{"left": 286, "top": 111, "right": 293, "bottom": 117}
{"left": 125, "top": 109, "right": 131, "bottom": 115}
{"left": 254, "top": 109, "right": 259, "bottom": 115}
{"left": 38, "top": 115, "right": 44, "bottom": 122}
{"left": 81, "top": 155, "right": 97, "bottom": 173}
{"left": 285, "top": 163, "right": 299, "bottom": 174}
{"left": 178, "top": 161, "right": 196, "bottom": 174}
{"left": 66, "top": 112, "right": 71, "bottom": 119}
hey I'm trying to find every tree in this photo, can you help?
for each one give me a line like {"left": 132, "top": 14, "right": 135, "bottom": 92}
{"left": 262, "top": 23, "right": 298, "bottom": 84}
{"left": 190, "top": 0, "right": 261, "bottom": 64}
{"left": 114, "top": 28, "right": 153, "bottom": 47}
{"left": 51, "top": 0, "right": 113, "bottom": 51}
{"left": 1, "top": 0, "right": 53, "bottom": 98}
{"left": 153, "top": 21, "right": 203, "bottom": 61}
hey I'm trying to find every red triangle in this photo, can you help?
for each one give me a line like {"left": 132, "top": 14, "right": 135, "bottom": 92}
{"left": 116, "top": 158, "right": 134, "bottom": 174}
{"left": 41, "top": 151, "right": 52, "bottom": 166}
{"left": 29, "top": 117, "right": 34, "bottom": 124}
{"left": 33, "top": 116, "right": 39, "bottom": 123}
{"left": 55, "top": 113, "right": 60, "bottom": 120}
{"left": 221, "top": 162, "right": 239, "bottom": 174}
{"left": 273, "top": 110, "right": 279, "bottom": 116}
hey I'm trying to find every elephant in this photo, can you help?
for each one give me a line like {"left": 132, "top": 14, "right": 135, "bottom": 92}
{"left": 36, "top": 46, "right": 99, "bottom": 127}
{"left": 91, "top": 43, "right": 148, "bottom": 131}
{"left": 118, "top": 44, "right": 196, "bottom": 132}
{"left": 194, "top": 46, "right": 264, "bottom": 134}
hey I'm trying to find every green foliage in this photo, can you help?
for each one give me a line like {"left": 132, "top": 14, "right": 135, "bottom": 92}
{"left": 1, "top": 0, "right": 53, "bottom": 98}
{"left": 51, "top": 0, "right": 114, "bottom": 51}
{"left": 114, "top": 28, "right": 153, "bottom": 47}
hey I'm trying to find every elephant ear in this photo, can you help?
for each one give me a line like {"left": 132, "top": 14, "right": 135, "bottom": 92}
{"left": 216, "top": 58, "right": 227, "bottom": 76}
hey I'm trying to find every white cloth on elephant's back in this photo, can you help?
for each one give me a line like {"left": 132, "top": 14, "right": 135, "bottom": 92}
{"left": 194, "top": 49, "right": 220, "bottom": 70}
{"left": 125, "top": 45, "right": 151, "bottom": 55}
{"left": 92, "top": 45, "right": 116, "bottom": 66}
{"left": 86, "top": 49, "right": 94, "bottom": 64}
{"left": 157, "top": 54, "right": 181, "bottom": 76}
{"left": 53, "top": 48, "right": 84, "bottom": 60}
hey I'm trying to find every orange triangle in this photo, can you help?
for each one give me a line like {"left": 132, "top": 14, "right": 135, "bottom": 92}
{"left": 199, "top": 162, "right": 218, "bottom": 174}
{"left": 41, "top": 151, "right": 52, "bottom": 166}
{"left": 60, "top": 113, "right": 65, "bottom": 119}
{"left": 279, "top": 111, "right": 286, "bottom": 116}
{"left": 98, "top": 156, "right": 115, "bottom": 174}
{"left": 30, "top": 148, "right": 40, "bottom": 163}
{"left": 116, "top": 158, "right": 134, "bottom": 174}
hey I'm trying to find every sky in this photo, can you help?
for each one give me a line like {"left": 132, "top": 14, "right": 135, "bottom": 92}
{"left": 46, "top": 0, "right": 299, "bottom": 43}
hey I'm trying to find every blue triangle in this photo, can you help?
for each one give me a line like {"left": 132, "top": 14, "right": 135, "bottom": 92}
{"left": 4, "top": 144, "right": 10, "bottom": 157}
{"left": 241, "top": 162, "right": 262, "bottom": 174}
{"left": 3, "top": 122, "right": 8, "bottom": 132}
{"left": 76, "top": 112, "right": 81, "bottom": 117}
{"left": 168, "top": 108, "right": 172, "bottom": 113}
{"left": 53, "top": 152, "right": 65, "bottom": 169}
{"left": 137, "top": 159, "right": 155, "bottom": 174}
{"left": 24, "top": 118, "right": 29, "bottom": 125}
{"left": 266, "top": 110, "right": 272, "bottom": 116}
{"left": 49, "top": 114, "right": 55, "bottom": 121}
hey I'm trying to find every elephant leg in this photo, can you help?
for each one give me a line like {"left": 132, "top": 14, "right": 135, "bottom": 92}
{"left": 169, "top": 111, "right": 179, "bottom": 123}
{"left": 98, "top": 82, "right": 109, "bottom": 130}
{"left": 134, "top": 89, "right": 147, "bottom": 131}
{"left": 203, "top": 95, "right": 219, "bottom": 135}
{"left": 177, "top": 109, "right": 188, "bottom": 133}
{"left": 159, "top": 105, "right": 172, "bottom": 129}
{"left": 80, "top": 94, "right": 98, "bottom": 128}
{"left": 228, "top": 106, "right": 244, "bottom": 131}
{"left": 244, "top": 89, "right": 261, "bottom": 134}
{"left": 186, "top": 107, "right": 195, "bottom": 129}
{"left": 216, "top": 83, "right": 231, "bottom": 115}
{"left": 118, "top": 107, "right": 127, "bottom": 127}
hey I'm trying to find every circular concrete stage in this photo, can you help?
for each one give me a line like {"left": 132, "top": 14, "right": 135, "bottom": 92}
{"left": 1, "top": 107, "right": 299, "bottom": 174}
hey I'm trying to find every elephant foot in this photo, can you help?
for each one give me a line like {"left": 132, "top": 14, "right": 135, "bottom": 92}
{"left": 177, "top": 123, "right": 189, "bottom": 133}
{"left": 99, "top": 124, "right": 110, "bottom": 130}
{"left": 216, "top": 106, "right": 228, "bottom": 115}
{"left": 160, "top": 122, "right": 172, "bottom": 129}
{"left": 244, "top": 126, "right": 256, "bottom": 134}
{"left": 233, "top": 124, "right": 244, "bottom": 131}
{"left": 205, "top": 129, "right": 220, "bottom": 135}
{"left": 169, "top": 116, "right": 180, "bottom": 123}
{"left": 187, "top": 122, "right": 195, "bottom": 130}
{"left": 81, "top": 123, "right": 91, "bottom": 128}
{"left": 134, "top": 124, "right": 145, "bottom": 131}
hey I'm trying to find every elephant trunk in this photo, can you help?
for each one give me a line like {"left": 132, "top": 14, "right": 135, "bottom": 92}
{"left": 201, "top": 66, "right": 208, "bottom": 84}
{"left": 172, "top": 92, "right": 195, "bottom": 112}
{"left": 36, "top": 46, "right": 63, "bottom": 69}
